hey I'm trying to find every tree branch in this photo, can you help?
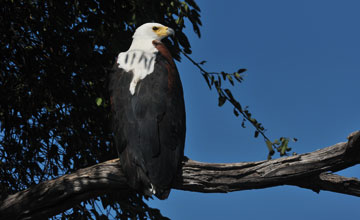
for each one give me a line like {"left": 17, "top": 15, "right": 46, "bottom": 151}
{"left": 1, "top": 131, "right": 359, "bottom": 219}
{"left": 293, "top": 172, "right": 360, "bottom": 197}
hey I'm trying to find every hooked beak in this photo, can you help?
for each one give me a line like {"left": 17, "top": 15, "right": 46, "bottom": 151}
{"left": 167, "top": 27, "right": 175, "bottom": 36}
{"left": 155, "top": 26, "right": 175, "bottom": 38}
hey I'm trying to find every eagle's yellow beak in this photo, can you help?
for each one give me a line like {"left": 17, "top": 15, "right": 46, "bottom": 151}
{"left": 154, "top": 26, "right": 175, "bottom": 37}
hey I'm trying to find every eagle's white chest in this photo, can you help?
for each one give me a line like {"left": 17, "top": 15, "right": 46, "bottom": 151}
{"left": 117, "top": 39, "right": 158, "bottom": 95}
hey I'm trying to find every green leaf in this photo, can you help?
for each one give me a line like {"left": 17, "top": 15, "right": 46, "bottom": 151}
{"left": 280, "top": 144, "right": 287, "bottom": 155}
{"left": 249, "top": 117, "right": 256, "bottom": 124}
{"left": 175, "top": 17, "right": 183, "bottom": 25}
{"left": 254, "top": 130, "right": 259, "bottom": 138}
{"left": 227, "top": 74, "right": 234, "bottom": 85}
{"left": 273, "top": 139, "right": 280, "bottom": 145}
{"left": 210, "top": 75, "right": 215, "bottom": 85}
{"left": 233, "top": 100, "right": 242, "bottom": 112}
{"left": 131, "top": 13, "right": 136, "bottom": 21}
{"left": 224, "top": 89, "right": 234, "bottom": 100}
{"left": 95, "top": 97, "right": 102, "bottom": 106}
{"left": 266, "top": 140, "right": 275, "bottom": 159}
{"left": 182, "top": 2, "right": 190, "bottom": 12}
{"left": 241, "top": 121, "right": 246, "bottom": 128}
{"left": 233, "top": 108, "right": 239, "bottom": 117}
{"left": 202, "top": 73, "right": 211, "bottom": 89}
{"left": 217, "top": 75, "right": 221, "bottom": 87}
{"left": 237, "top": 68, "right": 247, "bottom": 73}
{"left": 266, "top": 140, "right": 273, "bottom": 150}
{"left": 278, "top": 138, "right": 289, "bottom": 156}
{"left": 218, "top": 96, "right": 226, "bottom": 107}
{"left": 234, "top": 72, "right": 243, "bottom": 82}
{"left": 241, "top": 119, "right": 246, "bottom": 128}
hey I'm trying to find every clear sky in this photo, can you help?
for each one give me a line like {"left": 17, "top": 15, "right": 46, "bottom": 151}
{"left": 149, "top": 0, "right": 360, "bottom": 219}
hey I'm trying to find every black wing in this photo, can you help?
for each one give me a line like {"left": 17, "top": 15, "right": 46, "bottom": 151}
{"left": 109, "top": 52, "right": 185, "bottom": 199}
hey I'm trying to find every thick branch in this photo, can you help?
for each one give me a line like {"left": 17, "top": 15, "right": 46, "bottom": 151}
{"left": 293, "top": 172, "right": 360, "bottom": 197}
{"left": 1, "top": 131, "right": 359, "bottom": 219}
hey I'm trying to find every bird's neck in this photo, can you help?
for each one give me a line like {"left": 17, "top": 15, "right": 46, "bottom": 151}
{"left": 128, "top": 38, "right": 159, "bottom": 53}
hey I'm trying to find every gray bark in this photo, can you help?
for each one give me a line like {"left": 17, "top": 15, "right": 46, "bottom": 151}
{"left": 1, "top": 131, "right": 359, "bottom": 219}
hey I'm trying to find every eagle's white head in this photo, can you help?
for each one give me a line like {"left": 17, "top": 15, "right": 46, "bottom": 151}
{"left": 132, "top": 22, "right": 175, "bottom": 41}
{"left": 128, "top": 22, "right": 174, "bottom": 52}
{"left": 119, "top": 23, "right": 175, "bottom": 94}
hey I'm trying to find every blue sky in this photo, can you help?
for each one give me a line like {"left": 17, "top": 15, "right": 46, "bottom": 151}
{"left": 149, "top": 0, "right": 360, "bottom": 219}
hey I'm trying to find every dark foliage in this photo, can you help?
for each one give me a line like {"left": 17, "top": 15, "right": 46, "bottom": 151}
{"left": 0, "top": 0, "right": 201, "bottom": 218}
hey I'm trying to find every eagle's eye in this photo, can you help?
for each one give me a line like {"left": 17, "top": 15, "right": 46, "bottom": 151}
{"left": 152, "top": 26, "right": 159, "bottom": 31}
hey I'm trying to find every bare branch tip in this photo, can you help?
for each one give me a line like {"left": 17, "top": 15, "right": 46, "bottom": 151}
{"left": 347, "top": 130, "right": 360, "bottom": 141}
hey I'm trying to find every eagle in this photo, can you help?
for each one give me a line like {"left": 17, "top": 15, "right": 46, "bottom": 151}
{"left": 109, "top": 23, "right": 186, "bottom": 199}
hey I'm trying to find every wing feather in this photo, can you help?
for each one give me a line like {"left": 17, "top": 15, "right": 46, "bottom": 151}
{"left": 110, "top": 48, "right": 185, "bottom": 199}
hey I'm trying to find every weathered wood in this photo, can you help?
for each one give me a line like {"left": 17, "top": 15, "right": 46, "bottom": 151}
{"left": 0, "top": 159, "right": 128, "bottom": 220}
{"left": 1, "top": 131, "right": 359, "bottom": 219}
{"left": 174, "top": 131, "right": 360, "bottom": 192}
{"left": 293, "top": 172, "right": 360, "bottom": 197}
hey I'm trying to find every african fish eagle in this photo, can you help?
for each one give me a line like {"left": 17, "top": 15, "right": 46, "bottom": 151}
{"left": 109, "top": 23, "right": 186, "bottom": 199}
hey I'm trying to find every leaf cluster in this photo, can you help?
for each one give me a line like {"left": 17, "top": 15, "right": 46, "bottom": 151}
{"left": 182, "top": 54, "right": 296, "bottom": 160}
